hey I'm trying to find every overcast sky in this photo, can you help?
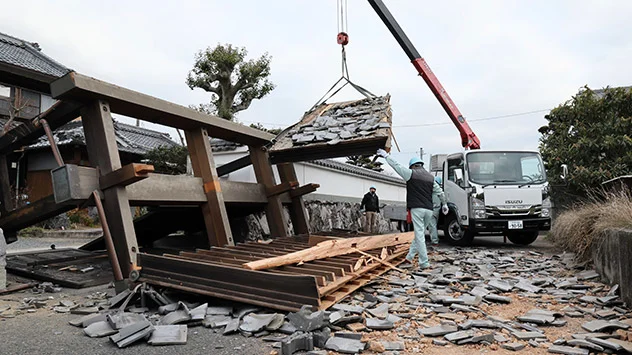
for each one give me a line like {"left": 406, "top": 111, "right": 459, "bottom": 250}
{"left": 2, "top": 0, "right": 630, "bottom": 166}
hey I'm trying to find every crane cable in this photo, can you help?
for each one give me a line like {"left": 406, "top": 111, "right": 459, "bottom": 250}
{"left": 308, "top": 0, "right": 376, "bottom": 112}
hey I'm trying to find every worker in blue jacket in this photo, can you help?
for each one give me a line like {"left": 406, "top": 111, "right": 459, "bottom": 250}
{"left": 376, "top": 149, "right": 448, "bottom": 269}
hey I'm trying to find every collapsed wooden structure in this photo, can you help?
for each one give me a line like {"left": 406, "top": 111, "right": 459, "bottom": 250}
{"left": 0, "top": 71, "right": 400, "bottom": 310}
{"left": 139, "top": 233, "right": 411, "bottom": 312}
{"left": 0, "top": 72, "right": 317, "bottom": 276}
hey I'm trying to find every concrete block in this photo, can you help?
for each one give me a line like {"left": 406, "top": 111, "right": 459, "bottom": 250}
{"left": 147, "top": 325, "right": 187, "bottom": 345}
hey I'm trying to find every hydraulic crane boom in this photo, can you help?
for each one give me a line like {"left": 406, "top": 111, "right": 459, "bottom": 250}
{"left": 366, "top": 0, "right": 481, "bottom": 149}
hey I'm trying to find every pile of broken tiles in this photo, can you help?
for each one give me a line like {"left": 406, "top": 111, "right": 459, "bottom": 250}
{"left": 323, "top": 248, "right": 632, "bottom": 354}
{"left": 288, "top": 96, "right": 391, "bottom": 146}
{"left": 63, "top": 247, "right": 632, "bottom": 354}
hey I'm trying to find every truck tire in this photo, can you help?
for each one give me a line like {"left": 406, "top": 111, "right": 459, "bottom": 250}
{"left": 443, "top": 213, "right": 474, "bottom": 246}
{"left": 507, "top": 232, "right": 539, "bottom": 245}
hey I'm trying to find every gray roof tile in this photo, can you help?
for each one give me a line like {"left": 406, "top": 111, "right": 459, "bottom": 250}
{"left": 0, "top": 32, "right": 70, "bottom": 78}
{"left": 0, "top": 119, "right": 177, "bottom": 155}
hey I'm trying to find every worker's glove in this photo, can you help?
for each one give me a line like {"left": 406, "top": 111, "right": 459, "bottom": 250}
{"left": 441, "top": 204, "right": 449, "bottom": 215}
{"left": 376, "top": 149, "right": 389, "bottom": 158}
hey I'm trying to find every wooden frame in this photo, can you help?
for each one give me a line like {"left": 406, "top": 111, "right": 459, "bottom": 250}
{"left": 0, "top": 71, "right": 317, "bottom": 284}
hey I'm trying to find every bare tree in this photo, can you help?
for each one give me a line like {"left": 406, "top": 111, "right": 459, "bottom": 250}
{"left": 1, "top": 95, "right": 31, "bottom": 136}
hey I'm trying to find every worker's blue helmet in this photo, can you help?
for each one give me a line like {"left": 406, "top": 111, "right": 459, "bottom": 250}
{"left": 409, "top": 157, "right": 423, "bottom": 168}
{"left": 369, "top": 186, "right": 376, "bottom": 190}
{"left": 435, "top": 176, "right": 442, "bottom": 184}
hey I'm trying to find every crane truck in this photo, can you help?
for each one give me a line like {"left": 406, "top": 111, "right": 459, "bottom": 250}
{"left": 363, "top": 0, "right": 564, "bottom": 245}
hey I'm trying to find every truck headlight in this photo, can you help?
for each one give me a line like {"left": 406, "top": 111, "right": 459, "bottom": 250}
{"left": 541, "top": 197, "right": 551, "bottom": 218}
{"left": 470, "top": 197, "right": 486, "bottom": 219}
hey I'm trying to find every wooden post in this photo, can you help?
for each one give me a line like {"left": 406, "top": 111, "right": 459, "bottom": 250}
{"left": 249, "top": 147, "right": 289, "bottom": 238}
{"left": 277, "top": 163, "right": 310, "bottom": 235}
{"left": 0, "top": 155, "right": 13, "bottom": 214}
{"left": 185, "top": 127, "right": 233, "bottom": 246}
{"left": 81, "top": 100, "right": 139, "bottom": 276}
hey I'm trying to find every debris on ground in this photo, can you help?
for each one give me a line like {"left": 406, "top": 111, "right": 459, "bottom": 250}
{"left": 2, "top": 246, "right": 631, "bottom": 354}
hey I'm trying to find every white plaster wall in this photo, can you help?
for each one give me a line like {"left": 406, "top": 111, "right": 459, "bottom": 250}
{"left": 213, "top": 150, "right": 406, "bottom": 203}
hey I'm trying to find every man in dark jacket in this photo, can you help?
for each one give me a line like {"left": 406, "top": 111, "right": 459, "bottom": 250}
{"left": 377, "top": 149, "right": 448, "bottom": 269}
{"left": 360, "top": 186, "right": 380, "bottom": 234}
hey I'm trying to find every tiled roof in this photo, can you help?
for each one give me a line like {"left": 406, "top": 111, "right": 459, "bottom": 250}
{"left": 210, "top": 138, "right": 244, "bottom": 152}
{"left": 307, "top": 159, "right": 405, "bottom": 185}
{"left": 0, "top": 32, "right": 71, "bottom": 78}
{"left": 4, "top": 119, "right": 177, "bottom": 155}
{"left": 287, "top": 95, "right": 391, "bottom": 146}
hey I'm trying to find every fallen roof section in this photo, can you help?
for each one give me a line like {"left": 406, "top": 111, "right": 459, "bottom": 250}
{"left": 138, "top": 235, "right": 408, "bottom": 312}
{"left": 270, "top": 95, "right": 392, "bottom": 162}
{"left": 50, "top": 72, "right": 274, "bottom": 146}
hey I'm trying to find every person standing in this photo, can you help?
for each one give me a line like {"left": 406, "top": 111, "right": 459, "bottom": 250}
{"left": 360, "top": 186, "right": 380, "bottom": 234}
{"left": 376, "top": 149, "right": 448, "bottom": 269}
{"left": 428, "top": 176, "right": 444, "bottom": 246}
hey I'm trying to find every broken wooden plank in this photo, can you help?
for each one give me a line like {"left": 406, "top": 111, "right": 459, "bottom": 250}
{"left": 352, "top": 248, "right": 405, "bottom": 273}
{"left": 242, "top": 232, "right": 414, "bottom": 270}
{"left": 99, "top": 163, "right": 154, "bottom": 190}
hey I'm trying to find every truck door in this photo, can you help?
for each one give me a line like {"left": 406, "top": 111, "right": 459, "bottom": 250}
{"left": 444, "top": 154, "right": 469, "bottom": 226}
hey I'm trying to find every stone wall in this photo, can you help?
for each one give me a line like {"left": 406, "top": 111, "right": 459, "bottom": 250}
{"left": 230, "top": 200, "right": 400, "bottom": 243}
{"left": 592, "top": 228, "right": 632, "bottom": 306}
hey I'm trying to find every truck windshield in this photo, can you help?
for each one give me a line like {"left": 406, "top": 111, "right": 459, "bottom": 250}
{"left": 467, "top": 152, "right": 546, "bottom": 186}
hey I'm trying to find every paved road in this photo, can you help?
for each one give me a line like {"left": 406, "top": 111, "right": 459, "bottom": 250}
{"left": 7, "top": 237, "right": 95, "bottom": 254}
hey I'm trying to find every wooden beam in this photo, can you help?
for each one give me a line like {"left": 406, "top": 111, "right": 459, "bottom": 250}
{"left": 81, "top": 100, "right": 139, "bottom": 275}
{"left": 185, "top": 127, "right": 233, "bottom": 246}
{"left": 308, "top": 235, "right": 341, "bottom": 247}
{"left": 0, "top": 100, "right": 81, "bottom": 155}
{"left": 289, "top": 183, "right": 320, "bottom": 198}
{"left": 242, "top": 232, "right": 414, "bottom": 270}
{"left": 217, "top": 155, "right": 252, "bottom": 177}
{"left": 266, "top": 181, "right": 299, "bottom": 197}
{"left": 249, "top": 147, "right": 289, "bottom": 238}
{"left": 0, "top": 155, "right": 13, "bottom": 214}
{"left": 0, "top": 195, "right": 75, "bottom": 233}
{"left": 50, "top": 72, "right": 273, "bottom": 146}
{"left": 50, "top": 164, "right": 290, "bottom": 205}
{"left": 278, "top": 163, "right": 312, "bottom": 235}
{"left": 99, "top": 163, "right": 154, "bottom": 190}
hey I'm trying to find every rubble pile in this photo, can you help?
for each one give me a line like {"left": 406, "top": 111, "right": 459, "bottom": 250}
{"left": 5, "top": 247, "right": 631, "bottom": 354}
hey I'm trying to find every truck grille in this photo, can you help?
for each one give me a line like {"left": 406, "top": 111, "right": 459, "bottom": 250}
{"left": 485, "top": 204, "right": 542, "bottom": 218}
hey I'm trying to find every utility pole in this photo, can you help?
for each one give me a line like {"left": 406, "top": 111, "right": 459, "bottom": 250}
{"left": 419, "top": 147, "right": 424, "bottom": 160}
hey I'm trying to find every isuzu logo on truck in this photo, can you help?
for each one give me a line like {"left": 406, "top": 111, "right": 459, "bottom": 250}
{"left": 505, "top": 200, "right": 523, "bottom": 204}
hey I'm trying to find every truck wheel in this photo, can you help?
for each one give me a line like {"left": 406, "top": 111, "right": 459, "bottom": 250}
{"left": 443, "top": 213, "right": 474, "bottom": 246}
{"left": 507, "top": 232, "right": 539, "bottom": 245}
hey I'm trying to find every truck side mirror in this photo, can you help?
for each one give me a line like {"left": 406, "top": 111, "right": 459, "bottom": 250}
{"left": 560, "top": 164, "right": 568, "bottom": 181}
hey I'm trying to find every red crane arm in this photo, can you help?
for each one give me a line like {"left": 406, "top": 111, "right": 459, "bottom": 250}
{"left": 366, "top": 0, "right": 481, "bottom": 149}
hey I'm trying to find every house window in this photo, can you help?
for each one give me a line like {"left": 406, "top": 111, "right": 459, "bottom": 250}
{"left": 0, "top": 84, "right": 10, "bottom": 98}
{"left": 18, "top": 89, "right": 41, "bottom": 118}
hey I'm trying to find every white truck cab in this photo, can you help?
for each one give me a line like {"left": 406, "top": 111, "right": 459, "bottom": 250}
{"left": 438, "top": 150, "right": 552, "bottom": 245}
